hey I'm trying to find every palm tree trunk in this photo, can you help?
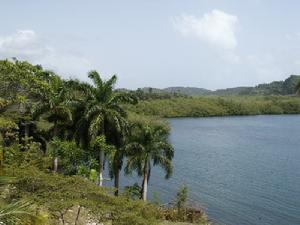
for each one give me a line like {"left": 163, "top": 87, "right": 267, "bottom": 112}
{"left": 142, "top": 171, "right": 148, "bottom": 201}
{"left": 140, "top": 178, "right": 144, "bottom": 199}
{"left": 114, "top": 169, "right": 120, "bottom": 196}
{"left": 147, "top": 166, "right": 151, "bottom": 183}
{"left": 113, "top": 151, "right": 121, "bottom": 196}
{"left": 24, "top": 122, "right": 29, "bottom": 145}
{"left": 98, "top": 150, "right": 104, "bottom": 186}
{"left": 141, "top": 161, "right": 151, "bottom": 201}
{"left": 54, "top": 157, "right": 58, "bottom": 172}
{"left": 0, "top": 134, "right": 3, "bottom": 175}
{"left": 53, "top": 122, "right": 59, "bottom": 172}
{"left": 0, "top": 147, "right": 3, "bottom": 175}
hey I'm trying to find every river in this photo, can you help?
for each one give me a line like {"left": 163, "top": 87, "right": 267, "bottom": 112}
{"left": 113, "top": 115, "right": 300, "bottom": 225}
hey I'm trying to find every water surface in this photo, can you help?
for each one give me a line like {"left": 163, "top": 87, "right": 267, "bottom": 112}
{"left": 117, "top": 115, "right": 300, "bottom": 225}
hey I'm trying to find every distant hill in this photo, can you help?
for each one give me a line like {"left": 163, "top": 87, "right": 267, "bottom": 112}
{"left": 250, "top": 75, "right": 300, "bottom": 95}
{"left": 127, "top": 75, "right": 300, "bottom": 96}
{"left": 163, "top": 87, "right": 211, "bottom": 96}
{"left": 208, "top": 87, "right": 252, "bottom": 96}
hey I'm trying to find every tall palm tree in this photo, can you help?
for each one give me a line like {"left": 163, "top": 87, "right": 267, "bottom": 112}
{"left": 61, "top": 79, "right": 92, "bottom": 148}
{"left": 32, "top": 76, "right": 72, "bottom": 172}
{"left": 85, "top": 71, "right": 136, "bottom": 187}
{"left": 125, "top": 121, "right": 174, "bottom": 201}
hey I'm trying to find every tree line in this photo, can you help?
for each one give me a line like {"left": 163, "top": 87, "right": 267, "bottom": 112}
{"left": 127, "top": 95, "right": 300, "bottom": 118}
{"left": 0, "top": 59, "right": 174, "bottom": 201}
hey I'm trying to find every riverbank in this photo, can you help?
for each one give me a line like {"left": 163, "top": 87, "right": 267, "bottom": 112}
{"left": 126, "top": 96, "right": 300, "bottom": 118}
{"left": 1, "top": 165, "right": 210, "bottom": 225}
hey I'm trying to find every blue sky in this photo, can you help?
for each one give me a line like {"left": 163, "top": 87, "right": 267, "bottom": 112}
{"left": 0, "top": 0, "right": 300, "bottom": 89}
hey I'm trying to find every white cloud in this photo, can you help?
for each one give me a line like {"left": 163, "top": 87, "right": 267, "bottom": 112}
{"left": 0, "top": 30, "right": 92, "bottom": 79}
{"left": 0, "top": 30, "right": 52, "bottom": 59}
{"left": 174, "top": 9, "right": 238, "bottom": 49}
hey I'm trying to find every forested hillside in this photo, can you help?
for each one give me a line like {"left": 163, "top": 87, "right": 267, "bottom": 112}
{"left": 132, "top": 75, "right": 300, "bottom": 96}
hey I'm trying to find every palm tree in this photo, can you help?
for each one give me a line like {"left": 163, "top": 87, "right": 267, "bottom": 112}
{"left": 32, "top": 76, "right": 72, "bottom": 172}
{"left": 61, "top": 79, "right": 92, "bottom": 148}
{"left": 85, "top": 71, "right": 136, "bottom": 188}
{"left": 125, "top": 120, "right": 174, "bottom": 201}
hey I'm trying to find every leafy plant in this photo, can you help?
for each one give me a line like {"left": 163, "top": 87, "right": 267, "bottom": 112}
{"left": 175, "top": 185, "right": 188, "bottom": 212}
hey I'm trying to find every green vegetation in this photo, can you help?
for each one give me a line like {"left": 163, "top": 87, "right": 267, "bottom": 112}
{"left": 122, "top": 76, "right": 300, "bottom": 118}
{"left": 4, "top": 166, "right": 162, "bottom": 225}
{"left": 127, "top": 96, "right": 300, "bottom": 118}
{"left": 0, "top": 59, "right": 209, "bottom": 225}
{"left": 175, "top": 186, "right": 188, "bottom": 213}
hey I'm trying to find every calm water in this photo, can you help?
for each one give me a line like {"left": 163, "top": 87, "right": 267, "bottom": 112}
{"left": 114, "top": 115, "right": 300, "bottom": 225}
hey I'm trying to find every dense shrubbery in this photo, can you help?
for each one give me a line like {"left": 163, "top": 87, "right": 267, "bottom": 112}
{"left": 127, "top": 96, "right": 300, "bottom": 118}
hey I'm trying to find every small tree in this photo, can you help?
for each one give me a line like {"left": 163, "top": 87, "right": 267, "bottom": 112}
{"left": 48, "top": 139, "right": 84, "bottom": 175}
{"left": 175, "top": 185, "right": 188, "bottom": 213}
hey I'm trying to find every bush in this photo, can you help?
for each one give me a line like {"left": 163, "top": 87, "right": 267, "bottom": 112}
{"left": 5, "top": 166, "right": 163, "bottom": 225}
{"left": 48, "top": 139, "right": 84, "bottom": 175}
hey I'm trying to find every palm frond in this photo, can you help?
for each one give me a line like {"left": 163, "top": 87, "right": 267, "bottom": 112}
{"left": 111, "top": 92, "right": 138, "bottom": 105}
{"left": 88, "top": 70, "right": 103, "bottom": 89}
{"left": 0, "top": 201, "right": 39, "bottom": 225}
{"left": 89, "top": 114, "right": 104, "bottom": 138}
{"left": 153, "top": 155, "right": 173, "bottom": 179}
{"left": 104, "top": 74, "right": 117, "bottom": 90}
{"left": 31, "top": 103, "right": 50, "bottom": 120}
{"left": 0, "top": 176, "right": 14, "bottom": 186}
{"left": 124, "top": 156, "right": 144, "bottom": 176}
{"left": 85, "top": 104, "right": 103, "bottom": 121}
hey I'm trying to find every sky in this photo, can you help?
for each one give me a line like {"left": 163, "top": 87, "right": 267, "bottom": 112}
{"left": 0, "top": 0, "right": 300, "bottom": 90}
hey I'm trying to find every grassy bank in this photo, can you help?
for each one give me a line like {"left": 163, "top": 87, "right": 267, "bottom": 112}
{"left": 1, "top": 165, "right": 209, "bottom": 225}
{"left": 127, "top": 96, "right": 300, "bottom": 118}
{"left": 3, "top": 166, "right": 161, "bottom": 225}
